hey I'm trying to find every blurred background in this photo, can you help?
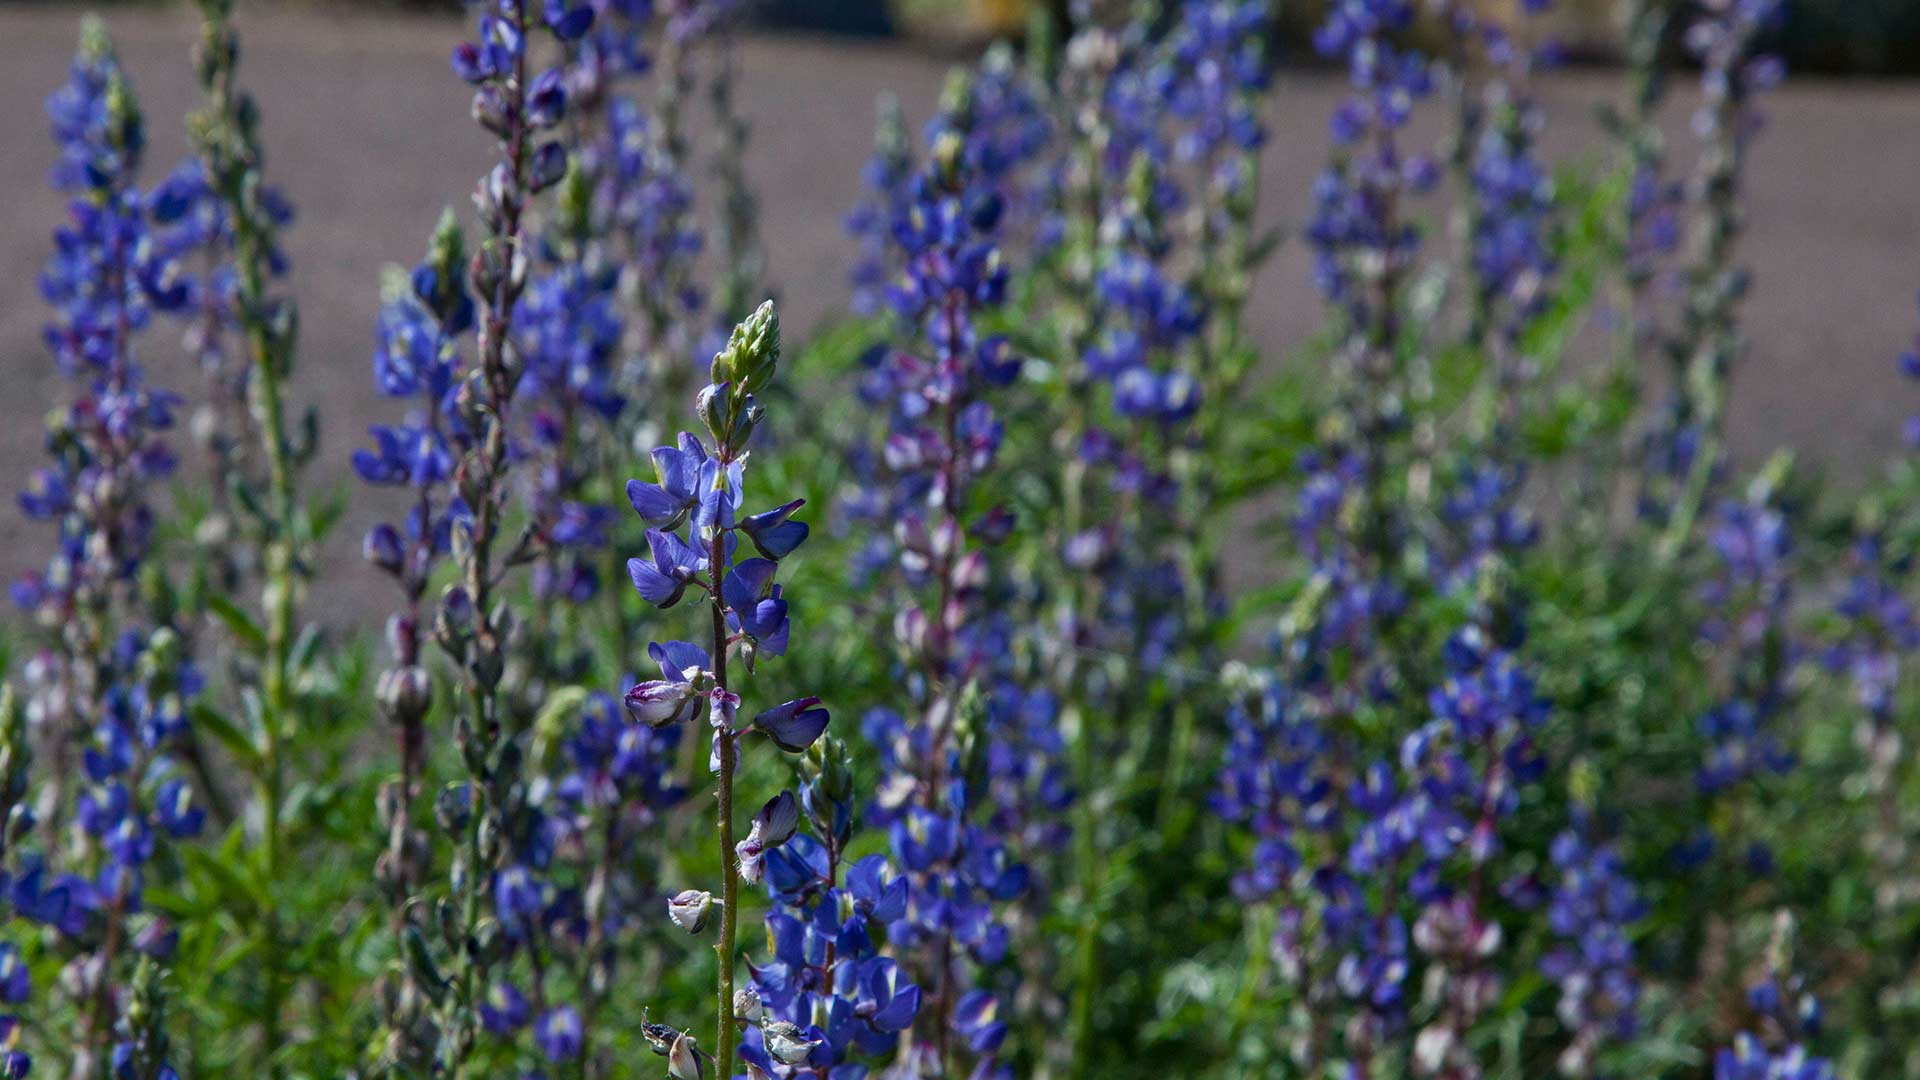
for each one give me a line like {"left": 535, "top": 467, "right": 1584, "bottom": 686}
{"left": 0, "top": 0, "right": 1915, "bottom": 618}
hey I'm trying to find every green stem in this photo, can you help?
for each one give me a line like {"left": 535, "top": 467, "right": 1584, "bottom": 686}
{"left": 709, "top": 527, "right": 739, "bottom": 1080}
{"left": 1224, "top": 904, "right": 1274, "bottom": 1055}
{"left": 1067, "top": 699, "right": 1103, "bottom": 1078}
{"left": 1155, "top": 698, "right": 1197, "bottom": 842}
{"left": 199, "top": 7, "right": 302, "bottom": 1061}
{"left": 242, "top": 203, "right": 296, "bottom": 1079}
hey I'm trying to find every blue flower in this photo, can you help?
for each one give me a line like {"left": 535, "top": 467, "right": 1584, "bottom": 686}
{"left": 740, "top": 499, "right": 809, "bottom": 560}
{"left": 628, "top": 527, "right": 708, "bottom": 608}
{"left": 752, "top": 698, "right": 830, "bottom": 754}
{"left": 534, "top": 1006, "right": 583, "bottom": 1062}
{"left": 626, "top": 434, "right": 710, "bottom": 527}
{"left": 723, "top": 558, "right": 790, "bottom": 655}
{"left": 480, "top": 981, "right": 531, "bottom": 1035}
{"left": 542, "top": 0, "right": 595, "bottom": 41}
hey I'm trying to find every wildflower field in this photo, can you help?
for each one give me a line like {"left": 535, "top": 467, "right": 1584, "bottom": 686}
{"left": 2, "top": 0, "right": 1915, "bottom": 1077}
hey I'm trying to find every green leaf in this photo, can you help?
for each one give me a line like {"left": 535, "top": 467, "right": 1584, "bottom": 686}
{"left": 191, "top": 701, "right": 263, "bottom": 770}
{"left": 205, "top": 592, "right": 267, "bottom": 655}
{"left": 183, "top": 845, "right": 262, "bottom": 915}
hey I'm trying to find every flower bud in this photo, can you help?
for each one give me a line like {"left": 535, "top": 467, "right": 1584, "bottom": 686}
{"left": 436, "top": 585, "right": 474, "bottom": 645}
{"left": 762, "top": 1021, "right": 820, "bottom": 1065}
{"left": 6, "top": 805, "right": 34, "bottom": 847}
{"left": 667, "top": 889, "right": 715, "bottom": 934}
{"left": 667, "top": 1032, "right": 704, "bottom": 1080}
{"left": 434, "top": 783, "right": 472, "bottom": 835}
{"left": 363, "top": 523, "right": 406, "bottom": 575}
{"left": 377, "top": 665, "right": 433, "bottom": 726}
{"left": 710, "top": 300, "right": 780, "bottom": 393}
{"left": 403, "top": 927, "right": 447, "bottom": 1004}
{"left": 469, "top": 642, "right": 504, "bottom": 692}
{"left": 529, "top": 141, "right": 567, "bottom": 192}
{"left": 133, "top": 917, "right": 178, "bottom": 959}
{"left": 732, "top": 987, "right": 761, "bottom": 1023}
{"left": 735, "top": 791, "right": 799, "bottom": 884}
{"left": 641, "top": 1020, "right": 678, "bottom": 1057}
{"left": 625, "top": 679, "right": 697, "bottom": 727}
{"left": 470, "top": 85, "right": 512, "bottom": 138}
{"left": 477, "top": 811, "right": 503, "bottom": 864}
{"left": 386, "top": 613, "right": 418, "bottom": 664}
{"left": 696, "top": 381, "right": 732, "bottom": 445}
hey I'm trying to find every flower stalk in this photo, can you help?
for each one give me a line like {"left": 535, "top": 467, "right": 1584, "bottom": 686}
{"left": 186, "top": 0, "right": 308, "bottom": 1064}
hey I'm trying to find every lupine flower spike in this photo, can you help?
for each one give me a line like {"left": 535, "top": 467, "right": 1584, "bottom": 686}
{"left": 625, "top": 299, "right": 830, "bottom": 1080}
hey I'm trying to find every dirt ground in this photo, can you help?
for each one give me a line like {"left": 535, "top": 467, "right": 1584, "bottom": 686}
{"left": 1, "top": 5, "right": 1916, "bottom": 624}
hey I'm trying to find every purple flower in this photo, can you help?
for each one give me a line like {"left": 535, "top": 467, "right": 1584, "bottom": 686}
{"left": 752, "top": 698, "right": 830, "bottom": 753}
{"left": 627, "top": 434, "right": 711, "bottom": 526}
{"left": 629, "top": 527, "right": 707, "bottom": 608}
{"left": 736, "top": 791, "right": 800, "bottom": 884}
{"left": 542, "top": 0, "right": 595, "bottom": 41}
{"left": 722, "top": 558, "right": 790, "bottom": 655}
{"left": 740, "top": 499, "right": 810, "bottom": 560}
{"left": 534, "top": 1006, "right": 583, "bottom": 1062}
{"left": 480, "top": 981, "right": 531, "bottom": 1035}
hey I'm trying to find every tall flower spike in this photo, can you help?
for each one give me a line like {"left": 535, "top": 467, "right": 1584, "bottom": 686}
{"left": 851, "top": 67, "right": 1036, "bottom": 1078}
{"left": 509, "top": 150, "right": 628, "bottom": 685}
{"left": 1294, "top": 0, "right": 1439, "bottom": 710}
{"left": 1638, "top": 0, "right": 1784, "bottom": 535}
{"left": 362, "top": 218, "right": 470, "bottom": 1060}
{"left": 624, "top": 299, "right": 829, "bottom": 1080}
{"left": 11, "top": 25, "right": 208, "bottom": 1075}
{"left": 360, "top": 2, "right": 582, "bottom": 1069}
{"left": 184, "top": 0, "right": 313, "bottom": 1061}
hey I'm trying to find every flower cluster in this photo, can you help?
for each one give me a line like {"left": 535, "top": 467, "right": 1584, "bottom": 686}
{"left": 1058, "top": 152, "right": 1204, "bottom": 683}
{"left": 514, "top": 174, "right": 627, "bottom": 612}
{"left": 849, "top": 83, "right": 1037, "bottom": 1075}
{"left": 361, "top": 211, "right": 471, "bottom": 939}
{"left": 1161, "top": 0, "right": 1270, "bottom": 168}
{"left": 163, "top": 5, "right": 301, "bottom": 592}
{"left": 737, "top": 736, "right": 921, "bottom": 1077}
{"left": 1211, "top": 667, "right": 1328, "bottom": 905}
{"left": 464, "top": 686, "right": 688, "bottom": 1072}
{"left": 1217, "top": 620, "right": 1563, "bottom": 1076}
{"left": 1715, "top": 926, "right": 1833, "bottom": 1080}
{"left": 1308, "top": 0, "right": 1435, "bottom": 324}
{"left": 623, "top": 299, "right": 832, "bottom": 1080}
{"left": 148, "top": 153, "right": 293, "bottom": 572}
{"left": 847, "top": 94, "right": 913, "bottom": 319}
{"left": 1639, "top": 0, "right": 1784, "bottom": 524}
{"left": 1295, "top": 0, "right": 1440, "bottom": 694}
{"left": 15, "top": 24, "right": 191, "bottom": 635}
{"left": 1539, "top": 814, "right": 1645, "bottom": 1076}
{"left": 621, "top": 0, "right": 754, "bottom": 416}
{"left": 13, "top": 631, "right": 203, "bottom": 1079}
{"left": 1159, "top": 1, "right": 1273, "bottom": 413}
{"left": 5, "top": 26, "right": 210, "bottom": 1076}
{"left": 1449, "top": 0, "right": 1558, "bottom": 366}
{"left": 360, "top": 1, "right": 588, "bottom": 1068}
{"left": 1677, "top": 487, "right": 1797, "bottom": 873}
